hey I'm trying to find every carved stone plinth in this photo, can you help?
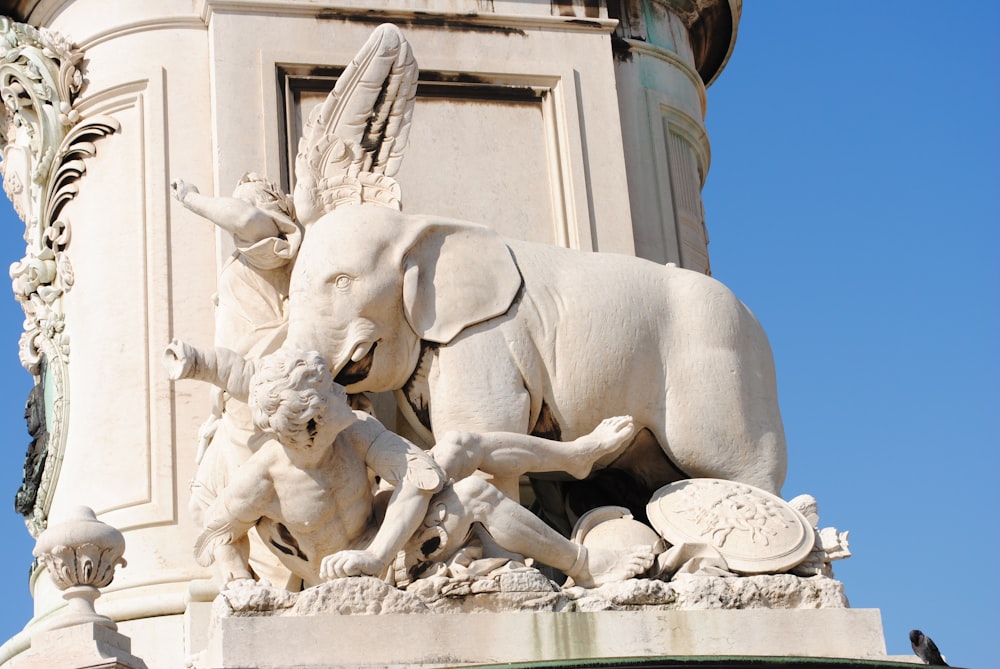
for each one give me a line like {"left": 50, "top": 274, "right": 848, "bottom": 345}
{"left": 199, "top": 609, "right": 891, "bottom": 668}
{"left": 12, "top": 623, "right": 146, "bottom": 669}
{"left": 14, "top": 506, "right": 145, "bottom": 668}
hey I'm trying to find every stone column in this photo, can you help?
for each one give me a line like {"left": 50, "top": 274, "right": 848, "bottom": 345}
{"left": 609, "top": 0, "right": 740, "bottom": 273}
{"left": 1, "top": 4, "right": 219, "bottom": 665}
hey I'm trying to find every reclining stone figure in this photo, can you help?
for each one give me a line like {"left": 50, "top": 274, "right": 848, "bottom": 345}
{"left": 164, "top": 343, "right": 654, "bottom": 589}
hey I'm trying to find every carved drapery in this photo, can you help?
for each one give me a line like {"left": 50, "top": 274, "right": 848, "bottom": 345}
{"left": 0, "top": 16, "right": 119, "bottom": 533}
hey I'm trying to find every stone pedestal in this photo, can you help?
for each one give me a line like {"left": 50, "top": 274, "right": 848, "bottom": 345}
{"left": 12, "top": 623, "right": 146, "bottom": 669}
{"left": 200, "top": 609, "right": 891, "bottom": 668}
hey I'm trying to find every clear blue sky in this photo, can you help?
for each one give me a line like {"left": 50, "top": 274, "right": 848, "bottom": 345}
{"left": 0, "top": 4, "right": 996, "bottom": 668}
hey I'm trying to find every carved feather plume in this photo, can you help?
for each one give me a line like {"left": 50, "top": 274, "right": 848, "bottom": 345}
{"left": 293, "top": 24, "right": 417, "bottom": 225}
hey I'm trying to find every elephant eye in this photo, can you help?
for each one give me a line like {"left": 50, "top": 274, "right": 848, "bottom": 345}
{"left": 331, "top": 274, "right": 353, "bottom": 289}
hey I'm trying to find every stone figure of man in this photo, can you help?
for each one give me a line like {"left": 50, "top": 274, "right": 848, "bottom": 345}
{"left": 164, "top": 344, "right": 654, "bottom": 589}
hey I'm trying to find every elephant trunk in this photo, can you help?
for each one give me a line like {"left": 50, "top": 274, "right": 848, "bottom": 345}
{"left": 284, "top": 316, "right": 375, "bottom": 386}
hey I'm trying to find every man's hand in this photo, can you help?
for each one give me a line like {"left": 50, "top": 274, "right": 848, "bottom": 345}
{"left": 319, "top": 550, "right": 386, "bottom": 580}
{"left": 163, "top": 338, "right": 199, "bottom": 380}
{"left": 222, "top": 577, "right": 258, "bottom": 591}
{"left": 170, "top": 178, "right": 199, "bottom": 205}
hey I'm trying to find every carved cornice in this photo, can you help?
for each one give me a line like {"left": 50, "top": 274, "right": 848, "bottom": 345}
{"left": 660, "top": 0, "right": 741, "bottom": 86}
{"left": 78, "top": 17, "right": 207, "bottom": 51}
{"left": 0, "top": 16, "right": 119, "bottom": 375}
{"left": 201, "top": 1, "right": 618, "bottom": 33}
{"left": 613, "top": 0, "right": 740, "bottom": 87}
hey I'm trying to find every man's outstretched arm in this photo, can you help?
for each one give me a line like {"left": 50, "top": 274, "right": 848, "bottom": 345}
{"left": 163, "top": 340, "right": 257, "bottom": 402}
{"left": 171, "top": 178, "right": 280, "bottom": 246}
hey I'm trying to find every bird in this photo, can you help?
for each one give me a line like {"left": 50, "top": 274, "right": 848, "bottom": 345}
{"left": 910, "top": 629, "right": 948, "bottom": 665}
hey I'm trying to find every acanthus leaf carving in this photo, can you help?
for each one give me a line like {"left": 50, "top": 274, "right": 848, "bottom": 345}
{"left": 0, "top": 17, "right": 118, "bottom": 533}
{"left": 0, "top": 16, "right": 119, "bottom": 376}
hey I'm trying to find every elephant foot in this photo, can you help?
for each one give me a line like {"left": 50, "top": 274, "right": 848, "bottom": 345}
{"left": 567, "top": 416, "right": 637, "bottom": 479}
{"left": 568, "top": 543, "right": 655, "bottom": 588}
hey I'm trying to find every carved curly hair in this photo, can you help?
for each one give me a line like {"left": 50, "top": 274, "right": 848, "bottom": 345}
{"left": 249, "top": 349, "right": 338, "bottom": 450}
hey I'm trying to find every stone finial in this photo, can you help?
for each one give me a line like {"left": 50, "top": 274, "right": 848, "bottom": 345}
{"left": 32, "top": 506, "right": 126, "bottom": 631}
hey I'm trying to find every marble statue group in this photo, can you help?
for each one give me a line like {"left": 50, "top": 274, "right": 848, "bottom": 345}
{"left": 165, "top": 24, "right": 848, "bottom": 605}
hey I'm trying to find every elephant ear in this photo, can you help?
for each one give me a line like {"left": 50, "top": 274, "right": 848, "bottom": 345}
{"left": 401, "top": 222, "right": 522, "bottom": 344}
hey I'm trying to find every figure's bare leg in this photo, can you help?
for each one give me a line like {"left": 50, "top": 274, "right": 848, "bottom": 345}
{"left": 433, "top": 477, "right": 653, "bottom": 587}
{"left": 433, "top": 416, "right": 637, "bottom": 482}
{"left": 560, "top": 416, "right": 637, "bottom": 479}
{"left": 565, "top": 544, "right": 655, "bottom": 588}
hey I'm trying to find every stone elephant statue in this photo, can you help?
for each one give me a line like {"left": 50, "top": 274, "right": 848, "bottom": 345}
{"left": 285, "top": 203, "right": 786, "bottom": 520}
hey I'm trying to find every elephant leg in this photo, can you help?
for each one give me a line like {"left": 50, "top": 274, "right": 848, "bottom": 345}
{"left": 664, "top": 345, "right": 786, "bottom": 494}
{"left": 427, "top": 344, "right": 533, "bottom": 500}
{"left": 556, "top": 427, "right": 690, "bottom": 529}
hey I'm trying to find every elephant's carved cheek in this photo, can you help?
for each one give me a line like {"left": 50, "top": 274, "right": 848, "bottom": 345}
{"left": 288, "top": 270, "right": 319, "bottom": 304}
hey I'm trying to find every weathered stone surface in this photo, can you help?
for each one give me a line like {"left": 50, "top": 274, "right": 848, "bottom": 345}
{"left": 406, "top": 566, "right": 568, "bottom": 613}
{"left": 420, "top": 590, "right": 567, "bottom": 614}
{"left": 292, "top": 579, "right": 430, "bottom": 616}
{"left": 203, "top": 608, "right": 890, "bottom": 668}
{"left": 212, "top": 585, "right": 296, "bottom": 618}
{"left": 213, "top": 570, "right": 848, "bottom": 622}
{"left": 566, "top": 573, "right": 848, "bottom": 612}
{"left": 215, "top": 579, "right": 430, "bottom": 618}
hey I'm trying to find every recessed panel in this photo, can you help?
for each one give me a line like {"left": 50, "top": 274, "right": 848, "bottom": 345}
{"left": 285, "top": 74, "right": 559, "bottom": 244}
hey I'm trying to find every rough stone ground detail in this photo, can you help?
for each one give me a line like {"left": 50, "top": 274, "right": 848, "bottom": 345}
{"left": 215, "top": 571, "right": 848, "bottom": 619}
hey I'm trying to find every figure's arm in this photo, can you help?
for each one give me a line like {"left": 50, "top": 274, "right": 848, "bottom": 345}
{"left": 171, "top": 179, "right": 280, "bottom": 246}
{"left": 319, "top": 476, "right": 430, "bottom": 580}
{"left": 196, "top": 519, "right": 255, "bottom": 586}
{"left": 194, "top": 459, "right": 275, "bottom": 586}
{"left": 163, "top": 339, "right": 257, "bottom": 402}
{"left": 319, "top": 421, "right": 445, "bottom": 580}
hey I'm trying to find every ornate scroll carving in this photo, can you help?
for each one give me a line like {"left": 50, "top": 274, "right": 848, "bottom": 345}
{"left": 0, "top": 17, "right": 119, "bottom": 532}
{"left": 0, "top": 17, "right": 119, "bottom": 374}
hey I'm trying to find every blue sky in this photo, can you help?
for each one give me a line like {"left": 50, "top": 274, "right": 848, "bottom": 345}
{"left": 702, "top": 5, "right": 998, "bottom": 667}
{"left": 0, "top": 4, "right": 996, "bottom": 668}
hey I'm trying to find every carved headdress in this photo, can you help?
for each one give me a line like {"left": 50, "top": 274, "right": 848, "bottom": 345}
{"left": 292, "top": 24, "right": 418, "bottom": 226}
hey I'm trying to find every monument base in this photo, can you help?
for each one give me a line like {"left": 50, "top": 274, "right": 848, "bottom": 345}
{"left": 196, "top": 608, "right": 892, "bottom": 669}
{"left": 10, "top": 622, "right": 147, "bottom": 669}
